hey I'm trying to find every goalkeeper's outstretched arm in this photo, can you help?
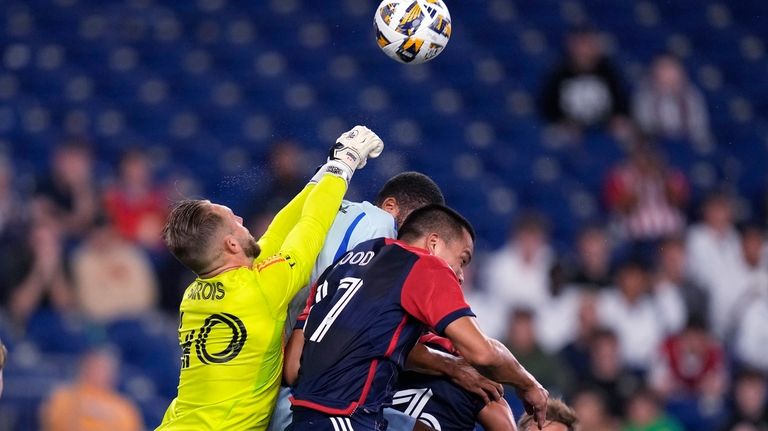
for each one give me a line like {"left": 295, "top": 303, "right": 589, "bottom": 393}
{"left": 256, "top": 125, "right": 384, "bottom": 262}
{"left": 257, "top": 126, "right": 384, "bottom": 310}
{"left": 255, "top": 184, "right": 315, "bottom": 263}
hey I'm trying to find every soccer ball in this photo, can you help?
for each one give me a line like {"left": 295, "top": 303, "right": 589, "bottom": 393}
{"left": 373, "top": 0, "right": 452, "bottom": 64}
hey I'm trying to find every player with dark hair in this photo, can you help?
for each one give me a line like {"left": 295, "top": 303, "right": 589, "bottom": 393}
{"left": 271, "top": 173, "right": 503, "bottom": 431}
{"left": 285, "top": 204, "right": 549, "bottom": 431}
{"left": 156, "top": 126, "right": 383, "bottom": 431}
{"left": 374, "top": 172, "right": 446, "bottom": 223}
{"left": 282, "top": 171, "right": 447, "bottom": 340}
{"left": 518, "top": 399, "right": 578, "bottom": 431}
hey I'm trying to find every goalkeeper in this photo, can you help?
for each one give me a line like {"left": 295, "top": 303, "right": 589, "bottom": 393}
{"left": 155, "top": 126, "right": 384, "bottom": 431}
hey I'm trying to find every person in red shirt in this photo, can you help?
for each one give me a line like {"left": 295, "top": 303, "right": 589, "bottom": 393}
{"left": 103, "top": 149, "right": 168, "bottom": 249}
{"left": 604, "top": 136, "right": 689, "bottom": 244}
{"left": 649, "top": 316, "right": 726, "bottom": 398}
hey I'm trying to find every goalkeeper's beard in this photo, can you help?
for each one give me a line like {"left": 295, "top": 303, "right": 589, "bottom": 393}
{"left": 240, "top": 235, "right": 261, "bottom": 259}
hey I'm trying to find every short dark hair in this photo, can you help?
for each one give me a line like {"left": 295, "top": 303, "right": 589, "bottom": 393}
{"left": 590, "top": 327, "right": 618, "bottom": 345}
{"left": 735, "top": 367, "right": 767, "bottom": 384}
{"left": 518, "top": 398, "right": 578, "bottom": 431}
{"left": 163, "top": 200, "right": 225, "bottom": 274}
{"left": 376, "top": 172, "right": 445, "bottom": 216}
{"left": 513, "top": 212, "right": 549, "bottom": 237}
{"left": 397, "top": 204, "right": 475, "bottom": 243}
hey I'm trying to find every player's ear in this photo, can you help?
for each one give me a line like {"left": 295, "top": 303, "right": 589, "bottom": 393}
{"left": 425, "top": 233, "right": 440, "bottom": 255}
{"left": 380, "top": 197, "right": 400, "bottom": 218}
{"left": 223, "top": 235, "right": 240, "bottom": 254}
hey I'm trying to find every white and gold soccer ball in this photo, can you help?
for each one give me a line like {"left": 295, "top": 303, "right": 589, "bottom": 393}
{"left": 374, "top": 0, "right": 452, "bottom": 64}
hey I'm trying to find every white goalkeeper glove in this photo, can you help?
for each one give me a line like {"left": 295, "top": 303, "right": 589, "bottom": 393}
{"left": 311, "top": 125, "right": 384, "bottom": 184}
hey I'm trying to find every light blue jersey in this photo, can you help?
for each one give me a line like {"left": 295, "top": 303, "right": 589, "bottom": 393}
{"left": 269, "top": 200, "right": 415, "bottom": 431}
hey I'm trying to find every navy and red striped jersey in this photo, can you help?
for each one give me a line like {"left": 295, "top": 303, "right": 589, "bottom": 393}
{"left": 290, "top": 238, "right": 474, "bottom": 416}
{"left": 392, "top": 334, "right": 485, "bottom": 431}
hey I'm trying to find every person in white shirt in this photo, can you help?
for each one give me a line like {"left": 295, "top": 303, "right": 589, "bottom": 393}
{"left": 597, "top": 261, "right": 665, "bottom": 370}
{"left": 686, "top": 192, "right": 745, "bottom": 337}
{"left": 535, "top": 263, "right": 585, "bottom": 354}
{"left": 633, "top": 54, "right": 713, "bottom": 146}
{"left": 483, "top": 213, "right": 554, "bottom": 312}
{"left": 735, "top": 288, "right": 768, "bottom": 373}
{"left": 652, "top": 237, "right": 702, "bottom": 334}
{"left": 734, "top": 226, "right": 768, "bottom": 372}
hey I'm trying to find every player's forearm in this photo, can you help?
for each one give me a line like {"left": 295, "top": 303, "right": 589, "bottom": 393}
{"left": 405, "top": 343, "right": 459, "bottom": 376}
{"left": 478, "top": 399, "right": 518, "bottom": 431}
{"left": 473, "top": 339, "right": 538, "bottom": 390}
{"left": 257, "top": 183, "right": 316, "bottom": 260}
{"left": 283, "top": 329, "right": 304, "bottom": 386}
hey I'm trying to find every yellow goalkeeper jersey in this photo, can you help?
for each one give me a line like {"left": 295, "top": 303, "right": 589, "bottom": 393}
{"left": 156, "top": 175, "right": 346, "bottom": 431}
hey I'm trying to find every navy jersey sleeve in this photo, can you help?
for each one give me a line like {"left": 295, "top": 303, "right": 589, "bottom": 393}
{"left": 400, "top": 256, "right": 475, "bottom": 335}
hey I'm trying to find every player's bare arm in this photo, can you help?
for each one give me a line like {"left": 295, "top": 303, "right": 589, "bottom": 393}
{"left": 285, "top": 329, "right": 504, "bottom": 406}
{"left": 444, "top": 316, "right": 549, "bottom": 429}
{"left": 478, "top": 398, "right": 518, "bottom": 431}
{"left": 405, "top": 342, "right": 504, "bottom": 405}
{"left": 283, "top": 328, "right": 304, "bottom": 386}
{"left": 412, "top": 421, "right": 437, "bottom": 431}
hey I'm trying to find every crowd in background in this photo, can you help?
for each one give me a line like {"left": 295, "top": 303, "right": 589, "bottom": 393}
{"left": 0, "top": 24, "right": 765, "bottom": 431}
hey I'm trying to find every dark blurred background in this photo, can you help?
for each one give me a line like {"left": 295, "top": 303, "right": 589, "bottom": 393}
{"left": 0, "top": 0, "right": 766, "bottom": 430}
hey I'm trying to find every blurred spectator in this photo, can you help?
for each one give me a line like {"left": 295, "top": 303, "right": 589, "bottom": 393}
{"left": 560, "top": 291, "right": 602, "bottom": 378}
{"left": 502, "top": 308, "right": 570, "bottom": 394}
{"left": 571, "top": 388, "right": 620, "bottom": 431}
{"left": 651, "top": 240, "right": 688, "bottom": 334}
{"left": 583, "top": 328, "right": 643, "bottom": 418}
{"left": 0, "top": 155, "right": 32, "bottom": 303}
{"left": 686, "top": 192, "right": 746, "bottom": 337}
{"left": 654, "top": 237, "right": 708, "bottom": 328}
{"left": 518, "top": 398, "right": 578, "bottom": 431}
{"left": 622, "top": 388, "right": 685, "bottom": 431}
{"left": 71, "top": 220, "right": 158, "bottom": 322}
{"left": 633, "top": 54, "right": 712, "bottom": 146}
{"left": 539, "top": 25, "right": 629, "bottom": 133}
{"left": 462, "top": 265, "right": 508, "bottom": 340}
{"left": 604, "top": 138, "right": 689, "bottom": 246}
{"left": 720, "top": 370, "right": 768, "bottom": 431}
{"left": 597, "top": 261, "right": 666, "bottom": 370}
{"left": 249, "top": 140, "right": 309, "bottom": 217}
{"left": 40, "top": 348, "right": 143, "bottom": 431}
{"left": 535, "top": 264, "right": 584, "bottom": 353}
{"left": 567, "top": 223, "right": 613, "bottom": 290}
{"left": 736, "top": 224, "right": 768, "bottom": 301}
{"left": 103, "top": 149, "right": 168, "bottom": 250}
{"left": 32, "top": 141, "right": 98, "bottom": 237}
{"left": 7, "top": 221, "right": 73, "bottom": 326}
{"left": 649, "top": 316, "right": 726, "bottom": 399}
{"left": 734, "top": 268, "right": 768, "bottom": 373}
{"left": 483, "top": 213, "right": 554, "bottom": 310}
{"left": 0, "top": 154, "right": 27, "bottom": 235}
